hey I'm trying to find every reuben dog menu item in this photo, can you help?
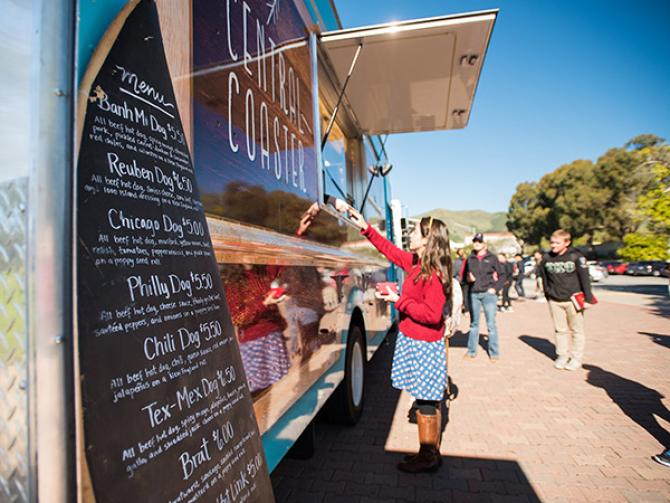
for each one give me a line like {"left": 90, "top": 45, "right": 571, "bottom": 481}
{"left": 76, "top": 1, "right": 273, "bottom": 501}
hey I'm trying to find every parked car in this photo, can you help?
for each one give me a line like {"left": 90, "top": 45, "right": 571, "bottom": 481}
{"left": 626, "top": 261, "right": 667, "bottom": 276}
{"left": 523, "top": 257, "right": 536, "bottom": 275}
{"left": 588, "top": 262, "right": 607, "bottom": 282}
{"left": 599, "top": 260, "right": 628, "bottom": 275}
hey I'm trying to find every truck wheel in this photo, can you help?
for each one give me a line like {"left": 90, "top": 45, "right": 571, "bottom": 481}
{"left": 327, "top": 325, "right": 365, "bottom": 425}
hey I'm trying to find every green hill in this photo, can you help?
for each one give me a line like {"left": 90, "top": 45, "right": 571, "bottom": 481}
{"left": 414, "top": 209, "right": 508, "bottom": 243}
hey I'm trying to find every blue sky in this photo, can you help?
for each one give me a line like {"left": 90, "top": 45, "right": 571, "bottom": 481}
{"left": 334, "top": 0, "right": 670, "bottom": 214}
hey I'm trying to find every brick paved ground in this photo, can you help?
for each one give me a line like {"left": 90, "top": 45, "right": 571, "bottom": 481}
{"left": 271, "top": 294, "right": 670, "bottom": 502}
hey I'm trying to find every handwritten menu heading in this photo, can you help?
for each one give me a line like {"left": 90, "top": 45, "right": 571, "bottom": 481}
{"left": 76, "top": 1, "right": 273, "bottom": 501}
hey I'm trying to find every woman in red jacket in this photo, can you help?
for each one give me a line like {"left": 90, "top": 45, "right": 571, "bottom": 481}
{"left": 336, "top": 201, "right": 453, "bottom": 473}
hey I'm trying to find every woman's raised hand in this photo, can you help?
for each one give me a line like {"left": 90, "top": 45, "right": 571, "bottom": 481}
{"left": 332, "top": 198, "right": 368, "bottom": 231}
{"left": 347, "top": 207, "right": 368, "bottom": 231}
{"left": 296, "top": 202, "right": 320, "bottom": 236}
{"left": 333, "top": 198, "right": 349, "bottom": 213}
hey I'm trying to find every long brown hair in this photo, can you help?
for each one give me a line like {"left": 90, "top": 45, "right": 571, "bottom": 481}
{"left": 414, "top": 217, "right": 453, "bottom": 301}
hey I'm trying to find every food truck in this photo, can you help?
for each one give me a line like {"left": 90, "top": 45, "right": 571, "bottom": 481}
{"left": 0, "top": 0, "right": 496, "bottom": 500}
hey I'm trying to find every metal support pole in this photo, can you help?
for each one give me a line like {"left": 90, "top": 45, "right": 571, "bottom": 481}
{"left": 320, "top": 42, "right": 363, "bottom": 151}
{"left": 379, "top": 134, "right": 390, "bottom": 161}
{"left": 29, "top": 0, "right": 76, "bottom": 501}
{"left": 384, "top": 181, "right": 397, "bottom": 282}
{"left": 324, "top": 168, "right": 350, "bottom": 201}
{"left": 310, "top": 32, "right": 325, "bottom": 204}
{"left": 359, "top": 168, "right": 378, "bottom": 213}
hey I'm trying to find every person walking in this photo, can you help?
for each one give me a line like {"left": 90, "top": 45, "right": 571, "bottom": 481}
{"left": 454, "top": 248, "right": 470, "bottom": 315}
{"left": 539, "top": 229, "right": 594, "bottom": 371}
{"left": 498, "top": 253, "right": 514, "bottom": 312}
{"left": 533, "top": 250, "right": 545, "bottom": 301}
{"left": 653, "top": 448, "right": 670, "bottom": 468}
{"left": 453, "top": 249, "right": 464, "bottom": 282}
{"left": 334, "top": 200, "right": 452, "bottom": 474}
{"left": 513, "top": 253, "right": 525, "bottom": 298}
{"left": 464, "top": 233, "right": 503, "bottom": 360}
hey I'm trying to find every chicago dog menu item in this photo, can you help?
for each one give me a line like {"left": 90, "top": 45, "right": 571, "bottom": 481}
{"left": 76, "top": 1, "right": 273, "bottom": 501}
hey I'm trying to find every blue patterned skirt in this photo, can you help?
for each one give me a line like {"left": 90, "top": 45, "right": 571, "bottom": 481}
{"left": 391, "top": 332, "right": 448, "bottom": 401}
{"left": 239, "top": 331, "right": 290, "bottom": 393}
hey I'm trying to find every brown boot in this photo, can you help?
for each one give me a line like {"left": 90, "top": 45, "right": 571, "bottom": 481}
{"left": 398, "top": 410, "right": 441, "bottom": 473}
{"left": 435, "top": 407, "right": 442, "bottom": 457}
{"left": 403, "top": 408, "right": 443, "bottom": 464}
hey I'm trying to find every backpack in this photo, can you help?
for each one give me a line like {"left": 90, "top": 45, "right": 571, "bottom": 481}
{"left": 444, "top": 280, "right": 463, "bottom": 337}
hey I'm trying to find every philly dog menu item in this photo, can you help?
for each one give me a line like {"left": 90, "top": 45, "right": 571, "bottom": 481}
{"left": 76, "top": 1, "right": 273, "bottom": 501}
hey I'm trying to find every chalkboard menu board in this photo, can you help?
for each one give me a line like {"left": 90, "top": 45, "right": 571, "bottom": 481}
{"left": 76, "top": 1, "right": 274, "bottom": 501}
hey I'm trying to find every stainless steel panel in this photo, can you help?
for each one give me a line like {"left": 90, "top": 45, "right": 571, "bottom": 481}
{"left": 30, "top": 0, "right": 75, "bottom": 501}
{"left": 0, "top": 178, "right": 28, "bottom": 503}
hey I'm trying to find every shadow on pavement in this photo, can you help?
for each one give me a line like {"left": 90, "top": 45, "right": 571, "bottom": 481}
{"left": 639, "top": 331, "right": 670, "bottom": 349}
{"left": 649, "top": 297, "right": 670, "bottom": 318}
{"left": 594, "top": 282, "right": 667, "bottom": 296}
{"left": 583, "top": 364, "right": 670, "bottom": 450}
{"left": 449, "top": 329, "right": 491, "bottom": 354}
{"left": 594, "top": 282, "right": 670, "bottom": 317}
{"left": 518, "top": 334, "right": 556, "bottom": 360}
{"left": 271, "top": 331, "right": 542, "bottom": 502}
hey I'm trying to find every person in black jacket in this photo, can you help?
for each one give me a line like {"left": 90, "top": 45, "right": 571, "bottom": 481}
{"left": 464, "top": 233, "right": 503, "bottom": 360}
{"left": 513, "top": 253, "right": 525, "bottom": 298}
{"left": 539, "top": 229, "right": 594, "bottom": 371}
{"left": 453, "top": 248, "right": 470, "bottom": 314}
{"left": 498, "top": 253, "right": 514, "bottom": 312}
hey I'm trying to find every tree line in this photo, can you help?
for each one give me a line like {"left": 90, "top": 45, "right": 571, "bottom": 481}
{"left": 506, "top": 134, "right": 670, "bottom": 260}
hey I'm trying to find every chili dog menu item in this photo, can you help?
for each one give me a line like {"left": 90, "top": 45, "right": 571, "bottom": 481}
{"left": 76, "top": 1, "right": 273, "bottom": 501}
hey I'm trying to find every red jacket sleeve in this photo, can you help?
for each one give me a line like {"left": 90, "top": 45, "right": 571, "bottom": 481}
{"left": 362, "top": 225, "right": 415, "bottom": 272}
{"left": 395, "top": 274, "right": 446, "bottom": 325}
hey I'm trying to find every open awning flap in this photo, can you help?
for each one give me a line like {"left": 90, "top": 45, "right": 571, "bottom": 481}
{"left": 319, "top": 10, "right": 498, "bottom": 135}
